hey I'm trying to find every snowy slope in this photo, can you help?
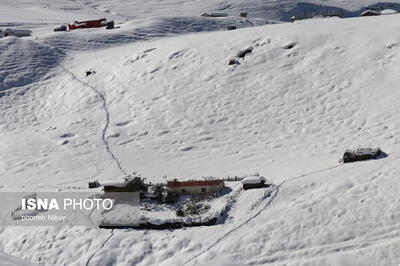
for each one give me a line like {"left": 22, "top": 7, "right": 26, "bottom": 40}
{"left": 1, "top": 0, "right": 400, "bottom": 265}
{"left": 0, "top": 251, "right": 35, "bottom": 265}
{"left": 1, "top": 0, "right": 398, "bottom": 22}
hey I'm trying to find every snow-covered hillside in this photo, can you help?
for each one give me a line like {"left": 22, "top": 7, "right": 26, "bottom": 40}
{"left": 0, "top": 251, "right": 34, "bottom": 265}
{"left": 1, "top": 0, "right": 400, "bottom": 265}
{"left": 1, "top": 0, "right": 399, "bottom": 22}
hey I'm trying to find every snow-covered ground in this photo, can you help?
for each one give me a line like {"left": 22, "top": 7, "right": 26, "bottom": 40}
{"left": 1, "top": 0, "right": 398, "bottom": 23}
{"left": 1, "top": 0, "right": 400, "bottom": 265}
{"left": 0, "top": 251, "right": 34, "bottom": 265}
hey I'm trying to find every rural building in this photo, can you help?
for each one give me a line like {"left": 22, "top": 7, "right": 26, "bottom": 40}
{"left": 167, "top": 180, "right": 225, "bottom": 195}
{"left": 103, "top": 182, "right": 140, "bottom": 202}
{"left": 242, "top": 176, "right": 268, "bottom": 190}
{"left": 103, "top": 182, "right": 127, "bottom": 192}
{"left": 342, "top": 147, "right": 383, "bottom": 163}
{"left": 200, "top": 12, "right": 228, "bottom": 17}
{"left": 1, "top": 28, "right": 31, "bottom": 37}
{"left": 361, "top": 10, "right": 380, "bottom": 16}
{"left": 68, "top": 18, "right": 114, "bottom": 31}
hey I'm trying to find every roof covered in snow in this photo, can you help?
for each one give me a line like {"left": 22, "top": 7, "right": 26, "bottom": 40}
{"left": 361, "top": 9, "right": 381, "bottom": 16}
{"left": 380, "top": 9, "right": 398, "bottom": 14}
{"left": 102, "top": 182, "right": 126, "bottom": 188}
{"left": 242, "top": 176, "right": 266, "bottom": 184}
{"left": 167, "top": 180, "right": 224, "bottom": 188}
{"left": 345, "top": 147, "right": 381, "bottom": 155}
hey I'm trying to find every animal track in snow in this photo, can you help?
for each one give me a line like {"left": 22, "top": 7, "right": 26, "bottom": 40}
{"left": 115, "top": 121, "right": 131, "bottom": 127}
{"left": 143, "top": 48, "right": 156, "bottom": 53}
{"left": 108, "top": 133, "right": 120, "bottom": 138}
{"left": 59, "top": 133, "right": 75, "bottom": 138}
{"left": 385, "top": 42, "right": 397, "bottom": 49}
{"left": 168, "top": 50, "right": 184, "bottom": 60}
{"left": 180, "top": 146, "right": 194, "bottom": 151}
{"left": 158, "top": 130, "right": 170, "bottom": 136}
{"left": 138, "top": 131, "right": 149, "bottom": 136}
{"left": 283, "top": 42, "right": 296, "bottom": 49}
{"left": 237, "top": 47, "right": 254, "bottom": 58}
{"left": 228, "top": 47, "right": 254, "bottom": 65}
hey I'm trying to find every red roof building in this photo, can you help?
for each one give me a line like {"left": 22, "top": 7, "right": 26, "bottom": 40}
{"left": 68, "top": 18, "right": 106, "bottom": 31}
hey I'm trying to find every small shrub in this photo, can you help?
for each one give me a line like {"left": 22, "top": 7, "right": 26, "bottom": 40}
{"left": 185, "top": 201, "right": 199, "bottom": 215}
{"left": 176, "top": 208, "right": 185, "bottom": 217}
{"left": 164, "top": 190, "right": 179, "bottom": 204}
{"left": 183, "top": 201, "right": 210, "bottom": 215}
{"left": 124, "top": 172, "right": 147, "bottom": 193}
{"left": 152, "top": 184, "right": 164, "bottom": 203}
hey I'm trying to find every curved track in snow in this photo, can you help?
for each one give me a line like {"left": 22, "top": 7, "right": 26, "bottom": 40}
{"left": 85, "top": 229, "right": 115, "bottom": 266}
{"left": 61, "top": 66, "right": 129, "bottom": 177}
{"left": 183, "top": 163, "right": 343, "bottom": 265}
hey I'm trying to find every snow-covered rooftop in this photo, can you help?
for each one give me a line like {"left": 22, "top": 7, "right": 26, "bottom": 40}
{"left": 101, "top": 182, "right": 126, "bottom": 188}
{"left": 242, "top": 176, "right": 267, "bottom": 184}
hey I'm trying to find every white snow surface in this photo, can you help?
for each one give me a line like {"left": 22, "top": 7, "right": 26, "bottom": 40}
{"left": 0, "top": 251, "right": 35, "bottom": 265}
{"left": 1, "top": 0, "right": 400, "bottom": 265}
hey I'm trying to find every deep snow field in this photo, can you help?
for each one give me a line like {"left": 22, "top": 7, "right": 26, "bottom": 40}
{"left": 1, "top": 0, "right": 400, "bottom": 265}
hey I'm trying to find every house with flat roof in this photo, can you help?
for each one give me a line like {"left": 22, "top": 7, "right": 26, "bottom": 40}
{"left": 167, "top": 180, "right": 224, "bottom": 195}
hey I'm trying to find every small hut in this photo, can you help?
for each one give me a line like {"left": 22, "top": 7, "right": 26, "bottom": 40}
{"left": 200, "top": 12, "right": 228, "bottom": 17}
{"left": 1, "top": 28, "right": 32, "bottom": 37}
{"left": 342, "top": 147, "right": 383, "bottom": 163}
{"left": 103, "top": 182, "right": 127, "bottom": 192}
{"left": 242, "top": 176, "right": 268, "bottom": 190}
{"left": 361, "top": 10, "right": 380, "bottom": 16}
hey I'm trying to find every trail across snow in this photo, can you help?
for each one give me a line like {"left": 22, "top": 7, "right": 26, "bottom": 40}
{"left": 86, "top": 229, "right": 115, "bottom": 266}
{"left": 61, "top": 65, "right": 129, "bottom": 177}
{"left": 183, "top": 163, "right": 344, "bottom": 265}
